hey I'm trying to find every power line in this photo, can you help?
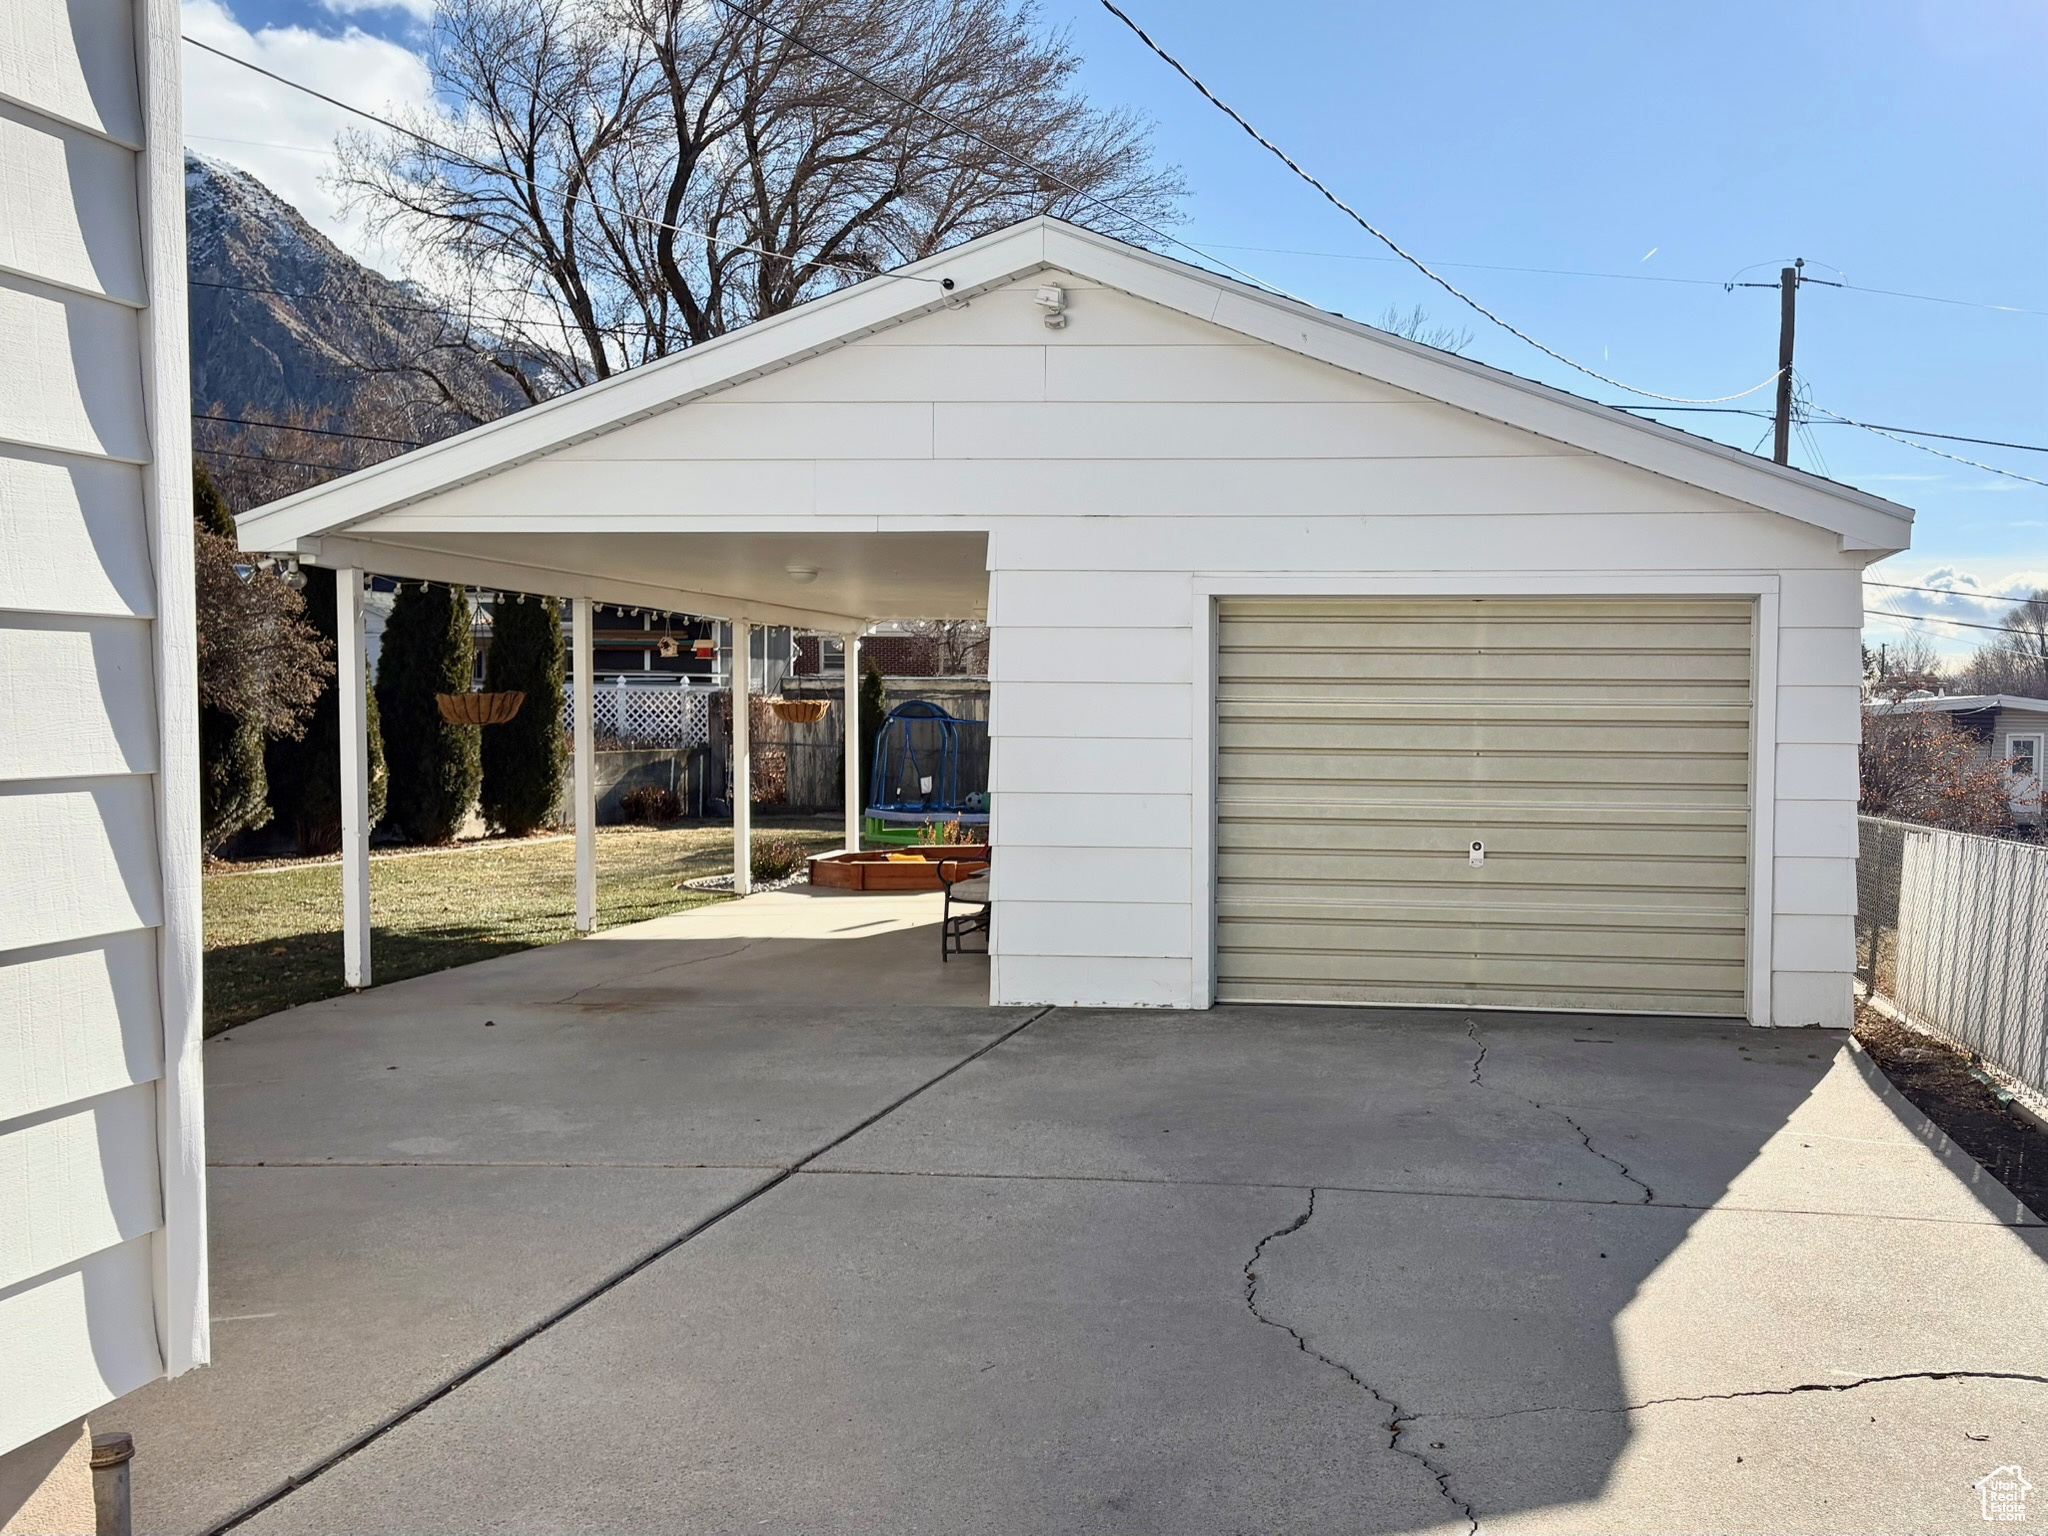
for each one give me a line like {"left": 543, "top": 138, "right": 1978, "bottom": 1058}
{"left": 1868, "top": 580, "right": 2042, "bottom": 606}
{"left": 1864, "top": 608, "right": 2028, "bottom": 637}
{"left": 195, "top": 443, "right": 390, "bottom": 472}
{"left": 193, "top": 411, "right": 429, "bottom": 447}
{"left": 1097, "top": 1, "right": 1783, "bottom": 407}
{"left": 181, "top": 35, "right": 942, "bottom": 292}
{"left": 699, "top": 0, "right": 1302, "bottom": 304}
{"left": 1608, "top": 402, "right": 2048, "bottom": 455}
{"left": 1808, "top": 401, "right": 2048, "bottom": 489}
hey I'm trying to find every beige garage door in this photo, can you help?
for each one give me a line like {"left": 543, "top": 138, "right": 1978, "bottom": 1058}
{"left": 1215, "top": 598, "right": 1753, "bottom": 1015}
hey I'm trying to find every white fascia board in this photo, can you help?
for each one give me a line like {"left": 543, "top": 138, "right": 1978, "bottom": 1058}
{"left": 236, "top": 226, "right": 1051, "bottom": 552}
{"left": 299, "top": 535, "right": 872, "bottom": 630}
{"left": 1038, "top": 224, "right": 1914, "bottom": 553}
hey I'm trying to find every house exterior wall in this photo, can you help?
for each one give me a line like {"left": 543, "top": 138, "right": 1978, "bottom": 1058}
{"left": 320, "top": 269, "right": 1877, "bottom": 1026}
{"left": 0, "top": 0, "right": 206, "bottom": 1457}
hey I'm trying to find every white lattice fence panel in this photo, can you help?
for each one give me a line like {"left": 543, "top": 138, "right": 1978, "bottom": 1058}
{"left": 563, "top": 685, "right": 708, "bottom": 747}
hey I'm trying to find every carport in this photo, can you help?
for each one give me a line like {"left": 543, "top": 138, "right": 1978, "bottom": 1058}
{"left": 238, "top": 214, "right": 1914, "bottom": 1025}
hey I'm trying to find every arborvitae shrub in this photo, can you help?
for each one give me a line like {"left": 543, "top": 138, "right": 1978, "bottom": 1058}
{"left": 265, "top": 566, "right": 389, "bottom": 854}
{"left": 480, "top": 594, "right": 566, "bottom": 835}
{"left": 376, "top": 582, "right": 480, "bottom": 844}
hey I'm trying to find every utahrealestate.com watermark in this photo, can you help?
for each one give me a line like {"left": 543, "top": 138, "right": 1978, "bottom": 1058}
{"left": 1977, "top": 1466, "right": 2032, "bottom": 1523}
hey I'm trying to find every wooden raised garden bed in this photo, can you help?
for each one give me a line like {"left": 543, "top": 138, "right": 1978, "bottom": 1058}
{"left": 809, "top": 846, "right": 988, "bottom": 892}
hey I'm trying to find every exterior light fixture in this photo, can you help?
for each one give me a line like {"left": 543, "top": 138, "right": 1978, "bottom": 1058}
{"left": 785, "top": 562, "right": 820, "bottom": 584}
{"left": 1035, "top": 285, "right": 1066, "bottom": 329}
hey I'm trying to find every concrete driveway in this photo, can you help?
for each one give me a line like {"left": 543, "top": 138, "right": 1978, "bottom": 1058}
{"left": 109, "top": 887, "right": 2048, "bottom": 1535}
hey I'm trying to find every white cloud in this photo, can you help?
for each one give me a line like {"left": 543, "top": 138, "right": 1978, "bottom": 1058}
{"left": 1862, "top": 562, "right": 2048, "bottom": 656}
{"left": 319, "top": 0, "right": 436, "bottom": 23}
{"left": 181, "top": 0, "right": 437, "bottom": 274}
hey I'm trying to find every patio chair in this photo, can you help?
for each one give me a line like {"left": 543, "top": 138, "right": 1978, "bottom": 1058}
{"left": 937, "top": 855, "right": 991, "bottom": 961}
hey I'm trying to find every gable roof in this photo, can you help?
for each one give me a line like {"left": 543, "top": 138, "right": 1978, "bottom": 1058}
{"left": 237, "top": 217, "right": 1914, "bottom": 553}
{"left": 1890, "top": 694, "right": 2048, "bottom": 717}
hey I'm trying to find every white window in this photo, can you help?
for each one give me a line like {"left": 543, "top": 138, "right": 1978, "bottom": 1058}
{"left": 2007, "top": 733, "right": 2044, "bottom": 816}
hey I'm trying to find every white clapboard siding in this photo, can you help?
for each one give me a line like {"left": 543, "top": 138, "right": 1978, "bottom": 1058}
{"left": 0, "top": 450, "right": 154, "bottom": 616}
{"left": 999, "top": 900, "right": 1191, "bottom": 959}
{"left": 995, "top": 681, "right": 1190, "bottom": 740}
{"left": 0, "top": 276, "right": 147, "bottom": 461}
{"left": 0, "top": 616, "right": 160, "bottom": 779}
{"left": 718, "top": 342, "right": 1045, "bottom": 404}
{"left": 557, "top": 401, "right": 934, "bottom": 461}
{"left": 994, "top": 736, "right": 1192, "bottom": 796}
{"left": 0, "top": 932, "right": 162, "bottom": 1123}
{"left": 992, "top": 954, "right": 1191, "bottom": 1009}
{"left": 995, "top": 846, "right": 1193, "bottom": 907}
{"left": 1777, "top": 743, "right": 1857, "bottom": 802}
{"left": 1773, "top": 913, "right": 1854, "bottom": 972}
{"left": 1043, "top": 344, "right": 1412, "bottom": 404}
{"left": 0, "top": 1085, "right": 160, "bottom": 1291}
{"left": 996, "top": 792, "right": 1191, "bottom": 850}
{"left": 990, "top": 509, "right": 1831, "bottom": 575}
{"left": 1779, "top": 568, "right": 1865, "bottom": 629}
{"left": 2, "top": 0, "right": 203, "bottom": 1457}
{"left": 991, "top": 627, "right": 1192, "bottom": 685}
{"left": 988, "top": 570, "right": 1193, "bottom": 630}
{"left": 0, "top": 0, "right": 142, "bottom": 144}
{"left": 1774, "top": 858, "right": 1857, "bottom": 916}
{"left": 0, "top": 102, "right": 143, "bottom": 302}
{"left": 0, "top": 778, "right": 164, "bottom": 951}
{"left": 0, "top": 1238, "right": 162, "bottom": 1452}
{"left": 936, "top": 400, "right": 1580, "bottom": 462}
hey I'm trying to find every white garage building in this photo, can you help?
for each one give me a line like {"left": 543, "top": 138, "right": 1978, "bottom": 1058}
{"left": 238, "top": 218, "right": 1911, "bottom": 1029}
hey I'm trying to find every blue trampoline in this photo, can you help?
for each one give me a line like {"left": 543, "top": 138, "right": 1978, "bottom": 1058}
{"left": 866, "top": 700, "right": 988, "bottom": 840}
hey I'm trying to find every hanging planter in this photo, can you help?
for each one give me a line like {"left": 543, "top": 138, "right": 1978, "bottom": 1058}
{"left": 435, "top": 690, "right": 526, "bottom": 726}
{"left": 767, "top": 697, "right": 830, "bottom": 725}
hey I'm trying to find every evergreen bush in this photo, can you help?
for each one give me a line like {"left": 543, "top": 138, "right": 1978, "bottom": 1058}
{"left": 480, "top": 593, "right": 566, "bottom": 835}
{"left": 857, "top": 653, "right": 887, "bottom": 815}
{"left": 376, "top": 582, "right": 480, "bottom": 844}
{"left": 265, "top": 566, "right": 389, "bottom": 854}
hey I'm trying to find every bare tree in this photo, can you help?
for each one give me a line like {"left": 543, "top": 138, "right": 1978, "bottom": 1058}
{"left": 337, "top": 0, "right": 1183, "bottom": 388}
{"left": 1860, "top": 706, "right": 2013, "bottom": 835}
{"left": 901, "top": 617, "right": 987, "bottom": 674}
{"left": 1956, "top": 589, "right": 2048, "bottom": 698}
{"left": 1378, "top": 303, "right": 1473, "bottom": 355}
{"left": 1863, "top": 629, "right": 1947, "bottom": 700}
{"left": 194, "top": 526, "right": 334, "bottom": 736}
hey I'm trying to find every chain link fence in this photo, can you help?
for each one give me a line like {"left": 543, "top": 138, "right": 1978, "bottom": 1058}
{"left": 1857, "top": 815, "right": 2048, "bottom": 1108}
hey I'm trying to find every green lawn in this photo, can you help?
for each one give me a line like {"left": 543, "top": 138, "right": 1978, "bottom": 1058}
{"left": 203, "top": 820, "right": 844, "bottom": 1034}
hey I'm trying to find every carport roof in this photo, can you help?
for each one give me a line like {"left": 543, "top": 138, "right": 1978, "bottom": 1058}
{"left": 236, "top": 216, "right": 1914, "bottom": 622}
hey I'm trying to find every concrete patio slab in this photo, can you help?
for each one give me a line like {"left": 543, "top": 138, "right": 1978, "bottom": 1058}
{"left": 107, "top": 1164, "right": 769, "bottom": 1536}
{"left": 238, "top": 1172, "right": 1458, "bottom": 1536}
{"left": 101, "top": 893, "right": 2048, "bottom": 1536}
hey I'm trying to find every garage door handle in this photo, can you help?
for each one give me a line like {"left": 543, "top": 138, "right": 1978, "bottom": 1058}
{"left": 1469, "top": 841, "right": 1485, "bottom": 868}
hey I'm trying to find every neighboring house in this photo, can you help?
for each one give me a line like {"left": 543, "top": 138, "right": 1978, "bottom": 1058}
{"left": 236, "top": 217, "right": 1912, "bottom": 1026}
{"left": 0, "top": 0, "right": 208, "bottom": 1519}
{"left": 1889, "top": 693, "right": 2048, "bottom": 823}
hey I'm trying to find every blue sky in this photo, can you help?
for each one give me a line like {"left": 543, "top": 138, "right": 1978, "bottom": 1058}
{"left": 183, "top": 0, "right": 2047, "bottom": 654}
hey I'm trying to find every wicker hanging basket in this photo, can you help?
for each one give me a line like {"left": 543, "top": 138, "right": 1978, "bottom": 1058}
{"left": 767, "top": 696, "right": 831, "bottom": 725}
{"left": 435, "top": 690, "right": 526, "bottom": 726}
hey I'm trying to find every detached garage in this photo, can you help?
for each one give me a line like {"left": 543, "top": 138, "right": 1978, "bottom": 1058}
{"left": 236, "top": 216, "right": 1911, "bottom": 1028}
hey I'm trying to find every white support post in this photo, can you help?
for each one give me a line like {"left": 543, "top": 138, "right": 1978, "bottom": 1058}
{"left": 336, "top": 567, "right": 372, "bottom": 988}
{"left": 843, "top": 632, "right": 862, "bottom": 851}
{"left": 732, "top": 618, "right": 752, "bottom": 895}
{"left": 573, "top": 597, "right": 597, "bottom": 932}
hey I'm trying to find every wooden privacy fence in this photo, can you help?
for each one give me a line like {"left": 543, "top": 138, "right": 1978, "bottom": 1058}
{"left": 1857, "top": 815, "right": 2048, "bottom": 1105}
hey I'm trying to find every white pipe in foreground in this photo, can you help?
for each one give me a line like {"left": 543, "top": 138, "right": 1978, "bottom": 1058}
{"left": 337, "top": 566, "right": 372, "bottom": 988}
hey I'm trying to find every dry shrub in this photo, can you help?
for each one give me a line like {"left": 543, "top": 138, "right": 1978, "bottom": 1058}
{"left": 619, "top": 783, "right": 680, "bottom": 824}
{"left": 750, "top": 836, "right": 807, "bottom": 883}
{"left": 1860, "top": 708, "right": 2016, "bottom": 835}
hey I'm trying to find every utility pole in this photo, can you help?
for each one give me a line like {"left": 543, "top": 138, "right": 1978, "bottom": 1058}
{"left": 1732, "top": 256, "right": 1837, "bottom": 467}
{"left": 1773, "top": 260, "right": 1801, "bottom": 465}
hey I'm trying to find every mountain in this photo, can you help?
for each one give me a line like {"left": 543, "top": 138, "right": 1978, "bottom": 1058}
{"left": 186, "top": 153, "right": 531, "bottom": 496}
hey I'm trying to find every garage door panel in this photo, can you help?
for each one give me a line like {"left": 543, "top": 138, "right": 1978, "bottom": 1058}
{"left": 1213, "top": 914, "right": 1748, "bottom": 963}
{"left": 1214, "top": 596, "right": 1753, "bottom": 1016}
